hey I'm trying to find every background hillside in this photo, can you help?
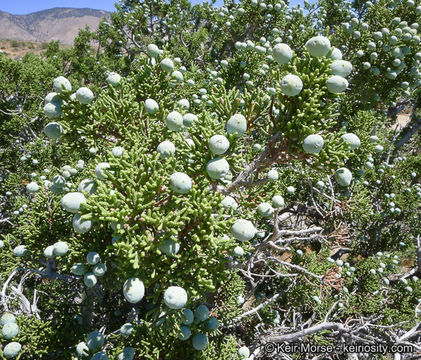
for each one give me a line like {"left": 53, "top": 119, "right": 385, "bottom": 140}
{"left": 0, "top": 7, "right": 110, "bottom": 45}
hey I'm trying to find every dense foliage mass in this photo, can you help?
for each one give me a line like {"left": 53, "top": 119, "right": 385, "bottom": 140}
{"left": 0, "top": 0, "right": 421, "bottom": 359}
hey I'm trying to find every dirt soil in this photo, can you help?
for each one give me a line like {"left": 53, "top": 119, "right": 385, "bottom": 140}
{"left": 394, "top": 106, "right": 412, "bottom": 129}
{"left": 0, "top": 39, "right": 70, "bottom": 59}
{"left": 0, "top": 39, "right": 45, "bottom": 58}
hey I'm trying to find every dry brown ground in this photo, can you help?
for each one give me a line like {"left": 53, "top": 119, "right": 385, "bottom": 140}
{"left": 0, "top": 39, "right": 45, "bottom": 58}
{"left": 395, "top": 107, "right": 412, "bottom": 129}
{"left": 0, "top": 39, "right": 70, "bottom": 59}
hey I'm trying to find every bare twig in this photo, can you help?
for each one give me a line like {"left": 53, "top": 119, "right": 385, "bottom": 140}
{"left": 267, "top": 256, "right": 323, "bottom": 281}
{"left": 10, "top": 285, "right": 31, "bottom": 314}
{"left": 308, "top": 180, "right": 326, "bottom": 217}
{"left": 266, "top": 321, "right": 347, "bottom": 343}
{"left": 417, "top": 235, "right": 421, "bottom": 275}
{"left": 223, "top": 131, "right": 283, "bottom": 194}
{"left": 274, "top": 227, "right": 323, "bottom": 244}
{"left": 17, "top": 266, "right": 79, "bottom": 282}
{"left": 326, "top": 175, "right": 336, "bottom": 211}
{"left": 1, "top": 269, "right": 19, "bottom": 311}
{"left": 385, "top": 124, "right": 400, "bottom": 164}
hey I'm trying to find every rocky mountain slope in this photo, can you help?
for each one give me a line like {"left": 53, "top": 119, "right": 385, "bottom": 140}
{"left": 0, "top": 8, "right": 110, "bottom": 45}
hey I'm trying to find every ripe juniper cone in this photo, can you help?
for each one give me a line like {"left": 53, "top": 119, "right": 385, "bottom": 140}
{"left": 208, "top": 135, "right": 230, "bottom": 155}
{"left": 123, "top": 277, "right": 145, "bottom": 303}
{"left": 268, "top": 169, "right": 279, "bottom": 181}
{"left": 95, "top": 162, "right": 111, "bottom": 180}
{"left": 341, "top": 133, "right": 361, "bottom": 150}
{"left": 0, "top": 313, "right": 16, "bottom": 326}
{"left": 163, "top": 286, "right": 188, "bottom": 309}
{"left": 86, "top": 330, "right": 105, "bottom": 351}
{"left": 205, "top": 317, "right": 220, "bottom": 330}
{"left": 76, "top": 87, "right": 94, "bottom": 104}
{"left": 272, "top": 195, "right": 285, "bottom": 208}
{"left": 272, "top": 43, "right": 293, "bottom": 65}
{"left": 329, "top": 47, "right": 342, "bottom": 60}
{"left": 172, "top": 70, "right": 184, "bottom": 83}
{"left": 3, "top": 342, "right": 22, "bottom": 359}
{"left": 206, "top": 157, "right": 230, "bottom": 180}
{"left": 231, "top": 219, "right": 257, "bottom": 241}
{"left": 330, "top": 60, "right": 353, "bottom": 77}
{"left": 84, "top": 272, "right": 97, "bottom": 288}
{"left": 61, "top": 192, "right": 86, "bottom": 213}
{"left": 287, "top": 186, "right": 295, "bottom": 194}
{"left": 91, "top": 350, "right": 108, "bottom": 360}
{"left": 44, "top": 92, "right": 59, "bottom": 103}
{"left": 26, "top": 181, "right": 39, "bottom": 193}
{"left": 53, "top": 241, "right": 69, "bottom": 256}
{"left": 233, "top": 246, "right": 245, "bottom": 256}
{"left": 160, "top": 58, "right": 174, "bottom": 72}
{"left": 221, "top": 195, "right": 238, "bottom": 209}
{"left": 117, "top": 347, "right": 135, "bottom": 360}
{"left": 177, "top": 98, "right": 189, "bottom": 110}
{"left": 280, "top": 74, "right": 303, "bottom": 97}
{"left": 120, "top": 323, "right": 134, "bottom": 337}
{"left": 44, "top": 102, "right": 62, "bottom": 119}
{"left": 238, "top": 346, "right": 250, "bottom": 359}
{"left": 178, "top": 326, "right": 192, "bottom": 340}
{"left": 157, "top": 140, "right": 176, "bottom": 158}
{"left": 194, "top": 304, "right": 210, "bottom": 322}
{"left": 192, "top": 333, "right": 208, "bottom": 351}
{"left": 106, "top": 72, "right": 121, "bottom": 86}
{"left": 53, "top": 76, "right": 72, "bottom": 93}
{"left": 169, "top": 172, "right": 192, "bottom": 194}
{"left": 13, "top": 245, "right": 27, "bottom": 257}
{"left": 181, "top": 309, "right": 194, "bottom": 325}
{"left": 2, "top": 322, "right": 19, "bottom": 339}
{"left": 335, "top": 167, "right": 353, "bottom": 187}
{"left": 183, "top": 113, "right": 198, "bottom": 127}
{"left": 53, "top": 175, "right": 66, "bottom": 188}
{"left": 147, "top": 43, "right": 160, "bottom": 58}
{"left": 44, "top": 122, "right": 63, "bottom": 139}
{"left": 226, "top": 113, "right": 247, "bottom": 136}
{"left": 166, "top": 111, "right": 184, "bottom": 131}
{"left": 44, "top": 245, "right": 55, "bottom": 258}
{"left": 302, "top": 134, "right": 324, "bottom": 154}
{"left": 111, "top": 146, "right": 124, "bottom": 157}
{"left": 305, "top": 35, "right": 331, "bottom": 57}
{"left": 326, "top": 75, "right": 348, "bottom": 94}
{"left": 78, "top": 178, "right": 97, "bottom": 195}
{"left": 87, "top": 251, "right": 101, "bottom": 265}
{"left": 145, "top": 98, "right": 159, "bottom": 114}
{"left": 71, "top": 263, "right": 87, "bottom": 276}
{"left": 257, "top": 202, "right": 274, "bottom": 218}
{"left": 93, "top": 263, "right": 107, "bottom": 277}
